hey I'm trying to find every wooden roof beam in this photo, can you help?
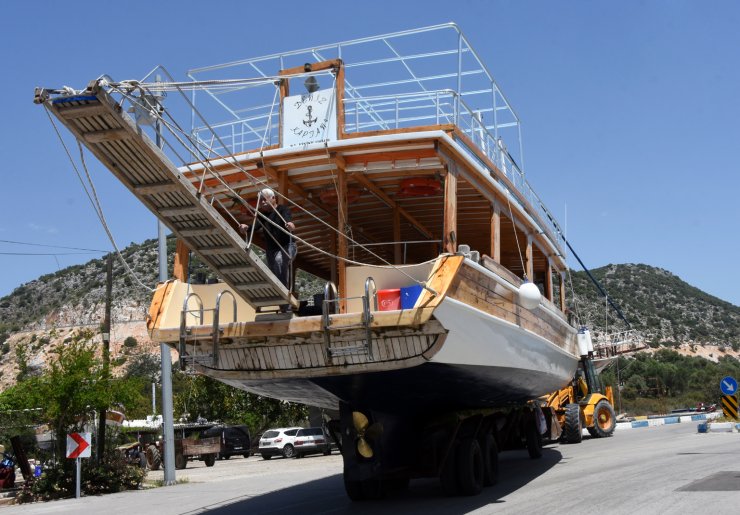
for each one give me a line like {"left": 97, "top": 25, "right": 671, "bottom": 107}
{"left": 332, "top": 153, "right": 435, "bottom": 241}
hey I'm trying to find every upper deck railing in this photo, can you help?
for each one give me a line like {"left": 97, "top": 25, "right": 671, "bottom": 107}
{"left": 184, "top": 23, "right": 565, "bottom": 256}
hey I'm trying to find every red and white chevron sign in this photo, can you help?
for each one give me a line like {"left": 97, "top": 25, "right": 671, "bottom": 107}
{"left": 66, "top": 432, "right": 91, "bottom": 459}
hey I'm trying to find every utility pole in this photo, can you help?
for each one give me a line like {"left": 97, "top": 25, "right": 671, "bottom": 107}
{"left": 97, "top": 254, "right": 112, "bottom": 462}
{"left": 153, "top": 76, "right": 176, "bottom": 486}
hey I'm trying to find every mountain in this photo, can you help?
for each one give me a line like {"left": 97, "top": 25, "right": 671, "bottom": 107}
{"left": 568, "top": 264, "right": 740, "bottom": 347}
{"left": 1, "top": 240, "right": 738, "bottom": 390}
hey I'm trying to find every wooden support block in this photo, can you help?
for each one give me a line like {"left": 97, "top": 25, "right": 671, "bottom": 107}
{"left": 173, "top": 240, "right": 189, "bottom": 282}
{"left": 491, "top": 203, "right": 500, "bottom": 263}
{"left": 443, "top": 165, "right": 458, "bottom": 254}
{"left": 337, "top": 163, "right": 348, "bottom": 313}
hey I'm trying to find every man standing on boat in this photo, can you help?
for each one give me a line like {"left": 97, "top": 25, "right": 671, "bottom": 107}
{"left": 239, "top": 188, "right": 296, "bottom": 289}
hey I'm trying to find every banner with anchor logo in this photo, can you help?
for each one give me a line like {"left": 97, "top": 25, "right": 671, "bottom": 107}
{"left": 282, "top": 88, "right": 337, "bottom": 147}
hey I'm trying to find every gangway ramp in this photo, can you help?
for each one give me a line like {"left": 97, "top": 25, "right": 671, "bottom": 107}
{"left": 43, "top": 86, "right": 297, "bottom": 309}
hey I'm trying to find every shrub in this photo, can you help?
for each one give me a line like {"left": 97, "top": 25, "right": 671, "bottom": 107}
{"left": 19, "top": 451, "right": 146, "bottom": 502}
{"left": 123, "top": 336, "right": 138, "bottom": 348}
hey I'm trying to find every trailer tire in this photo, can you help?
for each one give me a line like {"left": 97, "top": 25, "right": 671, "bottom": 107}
{"left": 562, "top": 403, "right": 583, "bottom": 444}
{"left": 261, "top": 454, "right": 271, "bottom": 460}
{"left": 440, "top": 445, "right": 459, "bottom": 496}
{"left": 591, "top": 400, "right": 616, "bottom": 437}
{"left": 344, "top": 477, "right": 364, "bottom": 501}
{"left": 343, "top": 476, "right": 383, "bottom": 501}
{"left": 146, "top": 445, "right": 161, "bottom": 471}
{"left": 525, "top": 421, "right": 543, "bottom": 459}
{"left": 204, "top": 454, "right": 216, "bottom": 467}
{"left": 481, "top": 434, "right": 499, "bottom": 486}
{"left": 175, "top": 452, "right": 187, "bottom": 470}
{"left": 457, "top": 438, "right": 484, "bottom": 496}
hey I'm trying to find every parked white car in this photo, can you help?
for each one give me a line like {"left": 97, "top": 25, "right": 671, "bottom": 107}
{"left": 293, "top": 427, "right": 333, "bottom": 458}
{"left": 258, "top": 427, "right": 302, "bottom": 459}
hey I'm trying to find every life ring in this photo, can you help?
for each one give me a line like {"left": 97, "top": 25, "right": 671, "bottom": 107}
{"left": 396, "top": 177, "right": 442, "bottom": 198}
{"left": 320, "top": 188, "right": 361, "bottom": 206}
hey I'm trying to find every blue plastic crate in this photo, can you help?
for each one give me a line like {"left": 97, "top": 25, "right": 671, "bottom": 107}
{"left": 400, "top": 284, "right": 423, "bottom": 309}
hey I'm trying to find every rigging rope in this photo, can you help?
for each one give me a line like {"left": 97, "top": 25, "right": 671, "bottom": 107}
{"left": 504, "top": 190, "right": 528, "bottom": 280}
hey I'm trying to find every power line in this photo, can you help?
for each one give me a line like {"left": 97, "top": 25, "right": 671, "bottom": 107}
{"left": 0, "top": 239, "right": 107, "bottom": 253}
{"left": 0, "top": 252, "right": 100, "bottom": 256}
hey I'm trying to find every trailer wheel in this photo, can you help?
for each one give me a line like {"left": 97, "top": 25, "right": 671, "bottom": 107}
{"left": 261, "top": 453, "right": 271, "bottom": 460}
{"left": 591, "top": 400, "right": 616, "bottom": 437}
{"left": 481, "top": 434, "right": 499, "bottom": 486}
{"left": 344, "top": 476, "right": 365, "bottom": 501}
{"left": 457, "top": 438, "right": 484, "bottom": 496}
{"left": 343, "top": 476, "right": 383, "bottom": 501}
{"left": 146, "top": 445, "right": 161, "bottom": 471}
{"left": 383, "top": 477, "right": 410, "bottom": 492}
{"left": 204, "top": 454, "right": 216, "bottom": 467}
{"left": 525, "top": 421, "right": 543, "bottom": 459}
{"left": 440, "top": 445, "right": 459, "bottom": 496}
{"left": 175, "top": 452, "right": 187, "bottom": 470}
{"left": 562, "top": 403, "right": 583, "bottom": 444}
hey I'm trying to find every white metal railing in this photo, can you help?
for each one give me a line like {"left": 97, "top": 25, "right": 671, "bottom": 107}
{"left": 61, "top": 24, "right": 566, "bottom": 263}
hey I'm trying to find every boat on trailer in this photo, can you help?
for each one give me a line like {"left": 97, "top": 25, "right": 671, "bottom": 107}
{"left": 38, "top": 24, "right": 579, "bottom": 497}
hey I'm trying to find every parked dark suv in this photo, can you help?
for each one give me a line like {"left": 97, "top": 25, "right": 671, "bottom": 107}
{"left": 203, "top": 425, "right": 252, "bottom": 459}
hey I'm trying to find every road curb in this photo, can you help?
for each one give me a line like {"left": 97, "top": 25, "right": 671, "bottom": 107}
{"left": 614, "top": 411, "right": 722, "bottom": 431}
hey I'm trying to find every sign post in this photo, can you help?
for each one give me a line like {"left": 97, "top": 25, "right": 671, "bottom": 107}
{"left": 66, "top": 432, "right": 91, "bottom": 499}
{"left": 720, "top": 376, "right": 739, "bottom": 421}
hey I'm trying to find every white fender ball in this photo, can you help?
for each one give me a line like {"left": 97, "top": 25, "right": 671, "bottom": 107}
{"left": 519, "top": 281, "right": 541, "bottom": 310}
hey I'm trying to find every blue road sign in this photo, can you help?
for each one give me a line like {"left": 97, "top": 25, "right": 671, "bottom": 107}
{"left": 720, "top": 376, "right": 738, "bottom": 396}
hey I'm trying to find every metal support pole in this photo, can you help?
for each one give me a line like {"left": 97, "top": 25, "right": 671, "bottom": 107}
{"left": 97, "top": 254, "right": 112, "bottom": 462}
{"left": 161, "top": 343, "right": 176, "bottom": 485}
{"left": 75, "top": 457, "right": 81, "bottom": 498}
{"left": 154, "top": 74, "right": 176, "bottom": 486}
{"left": 152, "top": 382, "right": 156, "bottom": 414}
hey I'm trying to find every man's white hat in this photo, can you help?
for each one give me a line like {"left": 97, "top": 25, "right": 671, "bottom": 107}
{"left": 260, "top": 188, "right": 275, "bottom": 199}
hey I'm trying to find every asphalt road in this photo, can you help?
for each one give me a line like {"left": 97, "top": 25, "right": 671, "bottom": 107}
{"left": 4, "top": 424, "right": 740, "bottom": 515}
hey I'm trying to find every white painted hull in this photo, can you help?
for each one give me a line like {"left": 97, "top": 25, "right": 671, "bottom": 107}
{"left": 431, "top": 297, "right": 578, "bottom": 397}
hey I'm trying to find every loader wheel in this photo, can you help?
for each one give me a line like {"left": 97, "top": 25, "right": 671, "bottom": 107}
{"left": 146, "top": 445, "right": 161, "bottom": 471}
{"left": 481, "top": 433, "right": 499, "bottom": 486}
{"left": 562, "top": 403, "right": 583, "bottom": 444}
{"left": 456, "top": 438, "right": 484, "bottom": 496}
{"left": 591, "top": 400, "right": 616, "bottom": 438}
{"left": 525, "top": 420, "right": 543, "bottom": 459}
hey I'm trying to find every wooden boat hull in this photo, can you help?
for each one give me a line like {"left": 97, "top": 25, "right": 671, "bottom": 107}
{"left": 181, "top": 256, "right": 578, "bottom": 413}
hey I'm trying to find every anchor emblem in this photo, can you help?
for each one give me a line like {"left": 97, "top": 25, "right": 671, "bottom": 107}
{"left": 302, "top": 105, "right": 318, "bottom": 127}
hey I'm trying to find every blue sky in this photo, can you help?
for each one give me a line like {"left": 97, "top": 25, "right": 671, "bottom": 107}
{"left": 1, "top": 0, "right": 738, "bottom": 307}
